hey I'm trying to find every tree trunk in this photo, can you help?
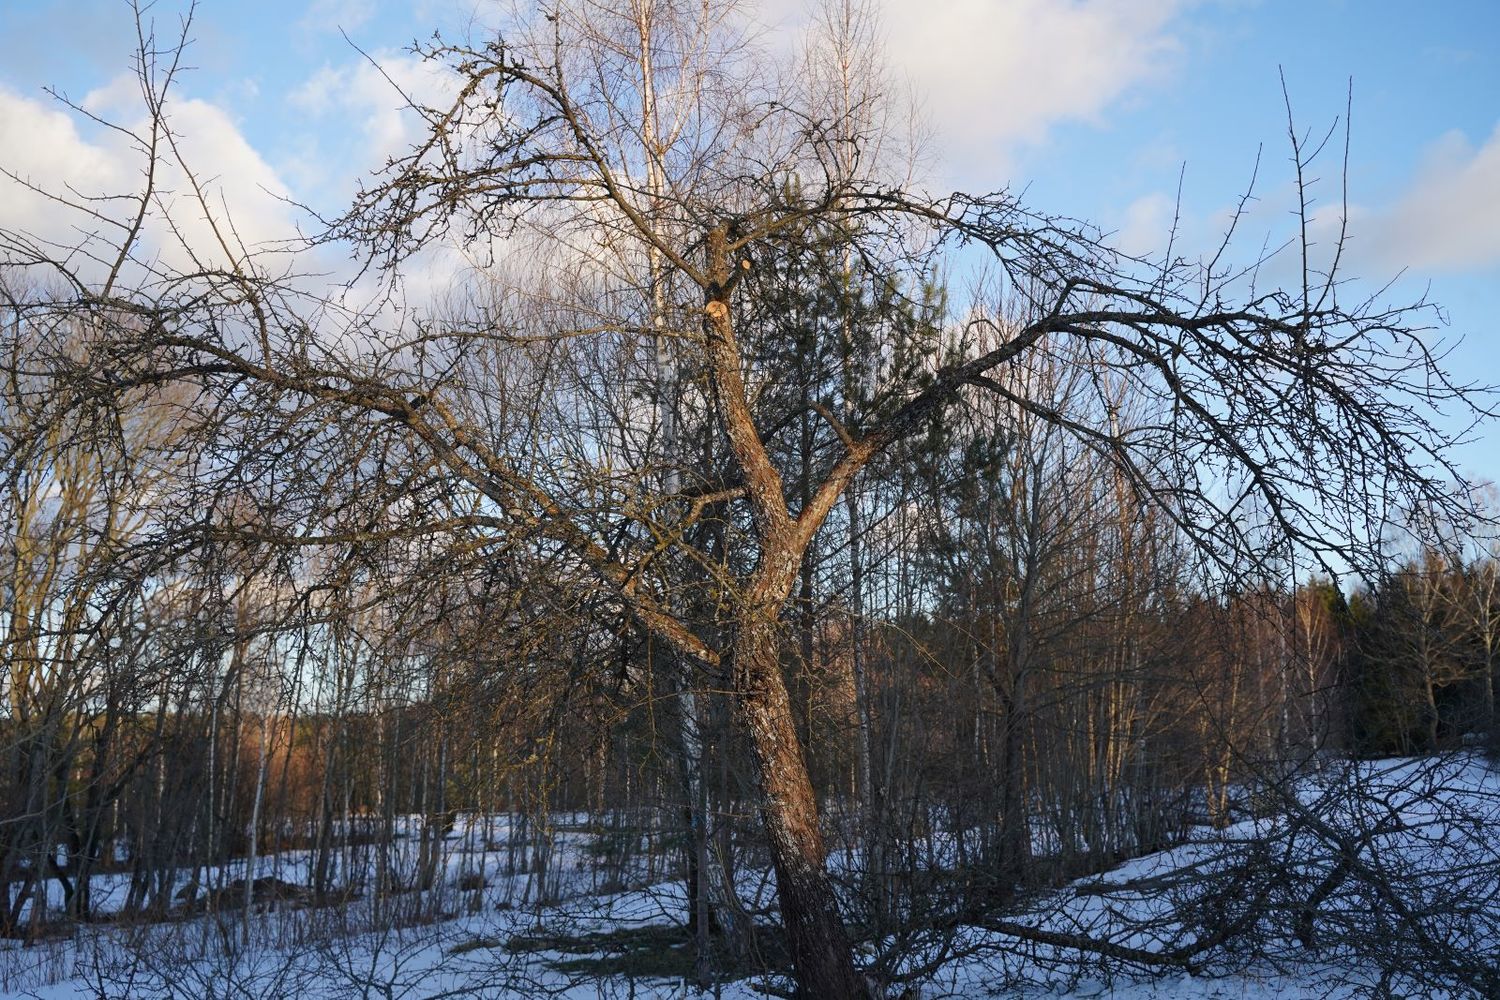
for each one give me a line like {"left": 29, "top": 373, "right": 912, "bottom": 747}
{"left": 674, "top": 656, "right": 748, "bottom": 978}
{"left": 1486, "top": 639, "right": 1498, "bottom": 745}
{"left": 998, "top": 682, "right": 1030, "bottom": 888}
{"left": 846, "top": 486, "right": 876, "bottom": 862}
{"left": 243, "top": 713, "right": 269, "bottom": 943}
{"left": 732, "top": 613, "right": 868, "bottom": 999}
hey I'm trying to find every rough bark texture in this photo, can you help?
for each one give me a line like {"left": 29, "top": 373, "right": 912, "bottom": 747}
{"left": 733, "top": 615, "right": 868, "bottom": 1000}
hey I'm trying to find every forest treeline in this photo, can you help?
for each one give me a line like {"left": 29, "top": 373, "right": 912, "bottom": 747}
{"left": 2, "top": 303, "right": 1492, "bottom": 942}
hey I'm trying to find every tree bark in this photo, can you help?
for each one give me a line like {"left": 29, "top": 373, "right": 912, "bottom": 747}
{"left": 732, "top": 613, "right": 868, "bottom": 999}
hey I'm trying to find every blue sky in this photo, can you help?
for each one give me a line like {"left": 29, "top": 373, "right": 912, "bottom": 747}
{"left": 1, "top": 0, "right": 1496, "bottom": 484}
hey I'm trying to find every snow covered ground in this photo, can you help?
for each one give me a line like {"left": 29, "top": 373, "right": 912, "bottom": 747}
{"left": 1, "top": 754, "right": 1495, "bottom": 999}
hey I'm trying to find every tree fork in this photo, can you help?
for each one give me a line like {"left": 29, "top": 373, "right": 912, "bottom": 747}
{"left": 702, "top": 229, "right": 870, "bottom": 996}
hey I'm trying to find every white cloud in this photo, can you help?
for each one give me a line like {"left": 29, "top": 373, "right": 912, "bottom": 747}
{"left": 287, "top": 52, "right": 458, "bottom": 201}
{"left": 1362, "top": 123, "right": 1500, "bottom": 275}
{"left": 0, "top": 85, "right": 128, "bottom": 223}
{"left": 0, "top": 78, "right": 303, "bottom": 282}
{"left": 298, "top": 0, "right": 376, "bottom": 36}
{"left": 758, "top": 0, "right": 1188, "bottom": 177}
{"left": 882, "top": 0, "right": 1184, "bottom": 153}
{"left": 1101, "top": 121, "right": 1500, "bottom": 285}
{"left": 0, "top": 44, "right": 449, "bottom": 292}
{"left": 1116, "top": 191, "right": 1175, "bottom": 257}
